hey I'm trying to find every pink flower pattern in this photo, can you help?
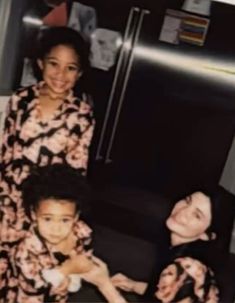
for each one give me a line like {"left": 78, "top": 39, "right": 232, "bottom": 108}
{"left": 155, "top": 257, "right": 219, "bottom": 303}
{"left": 3, "top": 220, "right": 92, "bottom": 303}
{"left": 0, "top": 82, "right": 95, "bottom": 244}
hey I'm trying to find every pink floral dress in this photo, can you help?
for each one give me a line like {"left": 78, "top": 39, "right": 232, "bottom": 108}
{"left": 0, "top": 82, "right": 95, "bottom": 244}
{"left": 155, "top": 257, "right": 219, "bottom": 303}
{"left": 4, "top": 220, "right": 92, "bottom": 303}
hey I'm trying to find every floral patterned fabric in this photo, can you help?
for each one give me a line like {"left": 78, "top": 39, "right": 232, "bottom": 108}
{"left": 0, "top": 82, "right": 95, "bottom": 244}
{"left": 155, "top": 257, "right": 219, "bottom": 303}
{"left": 3, "top": 220, "right": 92, "bottom": 303}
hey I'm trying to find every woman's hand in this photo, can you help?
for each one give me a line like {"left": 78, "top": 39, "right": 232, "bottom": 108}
{"left": 111, "top": 273, "right": 136, "bottom": 292}
{"left": 81, "top": 256, "right": 128, "bottom": 303}
{"left": 59, "top": 252, "right": 93, "bottom": 276}
{"left": 111, "top": 273, "right": 147, "bottom": 295}
{"left": 80, "top": 256, "right": 110, "bottom": 288}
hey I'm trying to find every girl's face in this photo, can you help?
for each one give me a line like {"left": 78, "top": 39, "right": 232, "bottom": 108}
{"left": 166, "top": 192, "right": 212, "bottom": 242}
{"left": 38, "top": 44, "right": 81, "bottom": 98}
{"left": 34, "top": 198, "right": 78, "bottom": 246}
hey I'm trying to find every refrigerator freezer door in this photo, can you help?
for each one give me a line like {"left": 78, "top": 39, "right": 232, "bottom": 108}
{"left": 95, "top": 7, "right": 141, "bottom": 161}
{"left": 104, "top": 9, "right": 150, "bottom": 164}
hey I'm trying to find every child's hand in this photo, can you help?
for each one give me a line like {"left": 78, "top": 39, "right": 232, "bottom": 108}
{"left": 80, "top": 256, "right": 110, "bottom": 288}
{"left": 111, "top": 273, "right": 135, "bottom": 292}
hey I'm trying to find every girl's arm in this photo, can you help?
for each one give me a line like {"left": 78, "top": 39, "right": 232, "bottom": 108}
{"left": 0, "top": 94, "right": 18, "bottom": 167}
{"left": 15, "top": 256, "right": 60, "bottom": 302}
{"left": 66, "top": 98, "right": 95, "bottom": 174}
{"left": 14, "top": 241, "right": 69, "bottom": 302}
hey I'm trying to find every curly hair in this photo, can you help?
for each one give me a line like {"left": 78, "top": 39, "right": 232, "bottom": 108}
{"left": 33, "top": 26, "right": 90, "bottom": 80}
{"left": 22, "top": 164, "right": 90, "bottom": 218}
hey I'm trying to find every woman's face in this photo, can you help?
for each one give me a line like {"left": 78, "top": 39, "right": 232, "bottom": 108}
{"left": 38, "top": 44, "right": 81, "bottom": 98}
{"left": 166, "top": 192, "right": 212, "bottom": 241}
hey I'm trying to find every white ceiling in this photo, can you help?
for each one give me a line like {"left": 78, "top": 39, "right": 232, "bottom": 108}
{"left": 213, "top": 0, "right": 235, "bottom": 5}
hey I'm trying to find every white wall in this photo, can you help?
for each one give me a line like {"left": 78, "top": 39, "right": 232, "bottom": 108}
{"left": 0, "top": 96, "right": 9, "bottom": 142}
{"left": 0, "top": 0, "right": 29, "bottom": 94}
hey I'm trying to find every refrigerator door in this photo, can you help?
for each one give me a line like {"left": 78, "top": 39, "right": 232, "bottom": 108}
{"left": 95, "top": 7, "right": 142, "bottom": 161}
{"left": 91, "top": 4, "right": 235, "bottom": 192}
{"left": 103, "top": 8, "right": 150, "bottom": 164}
{"left": 99, "top": 9, "right": 168, "bottom": 187}
{"left": 88, "top": 1, "right": 166, "bottom": 166}
{"left": 0, "top": 0, "right": 29, "bottom": 94}
{"left": 89, "top": 7, "right": 168, "bottom": 187}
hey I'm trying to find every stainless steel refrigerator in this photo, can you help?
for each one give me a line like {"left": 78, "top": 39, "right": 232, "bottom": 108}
{"left": 82, "top": 0, "right": 235, "bottom": 196}
{"left": 1, "top": 0, "right": 235, "bottom": 196}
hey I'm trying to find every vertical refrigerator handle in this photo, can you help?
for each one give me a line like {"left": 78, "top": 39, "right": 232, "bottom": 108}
{"left": 105, "top": 9, "right": 150, "bottom": 164}
{"left": 0, "top": 0, "right": 12, "bottom": 82}
{"left": 95, "top": 7, "right": 140, "bottom": 161}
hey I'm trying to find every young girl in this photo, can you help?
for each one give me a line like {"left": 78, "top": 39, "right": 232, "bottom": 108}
{"left": 5, "top": 164, "right": 93, "bottom": 303}
{"left": 0, "top": 26, "right": 95, "bottom": 245}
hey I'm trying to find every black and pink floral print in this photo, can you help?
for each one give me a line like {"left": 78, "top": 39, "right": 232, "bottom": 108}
{"left": 155, "top": 257, "right": 219, "bottom": 303}
{"left": 6, "top": 220, "right": 92, "bottom": 303}
{"left": 0, "top": 82, "right": 95, "bottom": 244}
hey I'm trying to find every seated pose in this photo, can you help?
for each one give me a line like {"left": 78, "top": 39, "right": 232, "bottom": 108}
{"left": 4, "top": 164, "right": 94, "bottom": 303}
{"left": 82, "top": 191, "right": 220, "bottom": 303}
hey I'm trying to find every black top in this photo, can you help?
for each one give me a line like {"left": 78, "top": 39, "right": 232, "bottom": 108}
{"left": 142, "top": 232, "right": 221, "bottom": 302}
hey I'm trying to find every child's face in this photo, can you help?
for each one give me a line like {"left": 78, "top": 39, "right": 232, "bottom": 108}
{"left": 38, "top": 44, "right": 81, "bottom": 98}
{"left": 34, "top": 198, "right": 78, "bottom": 246}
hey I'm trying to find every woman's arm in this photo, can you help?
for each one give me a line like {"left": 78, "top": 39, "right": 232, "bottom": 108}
{"left": 81, "top": 256, "right": 128, "bottom": 303}
{"left": 98, "top": 280, "right": 128, "bottom": 303}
